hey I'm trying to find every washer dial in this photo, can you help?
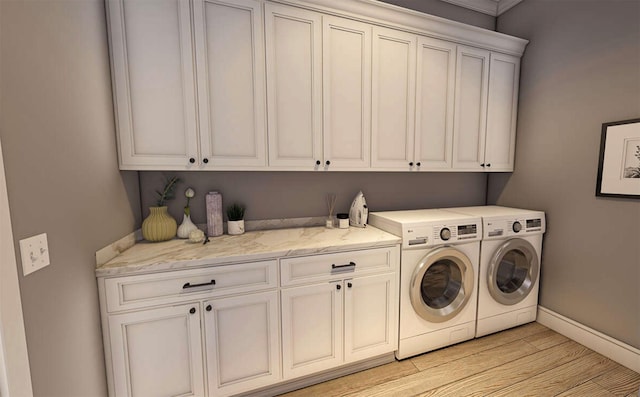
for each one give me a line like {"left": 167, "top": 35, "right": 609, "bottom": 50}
{"left": 512, "top": 221, "right": 522, "bottom": 233}
{"left": 440, "top": 228, "right": 451, "bottom": 241}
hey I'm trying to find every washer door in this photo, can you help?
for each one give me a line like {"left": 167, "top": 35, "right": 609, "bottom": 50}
{"left": 488, "top": 238, "right": 539, "bottom": 305}
{"left": 410, "top": 247, "right": 475, "bottom": 323}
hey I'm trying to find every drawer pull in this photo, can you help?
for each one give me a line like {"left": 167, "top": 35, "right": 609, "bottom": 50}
{"left": 183, "top": 280, "right": 216, "bottom": 289}
{"left": 331, "top": 262, "right": 356, "bottom": 270}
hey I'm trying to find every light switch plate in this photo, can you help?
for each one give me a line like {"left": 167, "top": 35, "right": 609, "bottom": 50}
{"left": 19, "top": 233, "right": 50, "bottom": 276}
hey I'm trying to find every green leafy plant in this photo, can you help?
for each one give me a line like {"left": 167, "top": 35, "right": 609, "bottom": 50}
{"left": 155, "top": 176, "right": 180, "bottom": 206}
{"left": 226, "top": 203, "right": 245, "bottom": 221}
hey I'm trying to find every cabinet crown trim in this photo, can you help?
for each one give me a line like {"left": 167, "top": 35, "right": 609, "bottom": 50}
{"left": 271, "top": 0, "right": 528, "bottom": 55}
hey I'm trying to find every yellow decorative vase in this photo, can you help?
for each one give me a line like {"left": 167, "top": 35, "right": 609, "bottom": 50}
{"left": 142, "top": 206, "right": 177, "bottom": 242}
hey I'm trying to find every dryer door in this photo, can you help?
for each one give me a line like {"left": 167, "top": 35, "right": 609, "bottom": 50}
{"left": 410, "top": 247, "right": 475, "bottom": 323}
{"left": 488, "top": 238, "right": 539, "bottom": 305}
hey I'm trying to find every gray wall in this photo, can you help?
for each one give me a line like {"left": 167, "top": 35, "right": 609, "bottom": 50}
{"left": 140, "top": 172, "right": 488, "bottom": 223}
{"left": 0, "top": 1, "right": 140, "bottom": 396}
{"left": 491, "top": 0, "right": 640, "bottom": 348}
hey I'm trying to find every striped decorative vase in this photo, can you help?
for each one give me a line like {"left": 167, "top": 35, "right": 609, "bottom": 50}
{"left": 142, "top": 206, "right": 177, "bottom": 242}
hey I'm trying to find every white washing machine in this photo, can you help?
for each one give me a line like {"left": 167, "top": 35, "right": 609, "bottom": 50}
{"left": 445, "top": 206, "right": 545, "bottom": 337}
{"left": 368, "top": 209, "right": 482, "bottom": 360}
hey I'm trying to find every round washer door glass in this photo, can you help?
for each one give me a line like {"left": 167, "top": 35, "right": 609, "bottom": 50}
{"left": 488, "top": 238, "right": 539, "bottom": 305}
{"left": 410, "top": 247, "right": 475, "bottom": 323}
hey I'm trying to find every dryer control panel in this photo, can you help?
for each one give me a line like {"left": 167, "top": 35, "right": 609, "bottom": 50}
{"left": 404, "top": 222, "right": 481, "bottom": 249}
{"left": 484, "top": 215, "right": 546, "bottom": 240}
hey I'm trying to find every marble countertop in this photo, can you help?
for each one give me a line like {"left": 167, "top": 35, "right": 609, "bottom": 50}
{"left": 96, "top": 226, "right": 401, "bottom": 277}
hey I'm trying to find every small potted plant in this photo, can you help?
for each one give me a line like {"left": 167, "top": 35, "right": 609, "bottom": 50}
{"left": 226, "top": 203, "right": 245, "bottom": 235}
{"left": 142, "top": 176, "right": 180, "bottom": 242}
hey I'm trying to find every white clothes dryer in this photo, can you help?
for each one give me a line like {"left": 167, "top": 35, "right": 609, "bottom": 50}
{"left": 368, "top": 209, "right": 482, "bottom": 360}
{"left": 445, "top": 206, "right": 546, "bottom": 337}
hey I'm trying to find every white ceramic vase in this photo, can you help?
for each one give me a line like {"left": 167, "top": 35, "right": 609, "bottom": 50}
{"left": 177, "top": 213, "right": 199, "bottom": 239}
{"left": 227, "top": 220, "right": 245, "bottom": 235}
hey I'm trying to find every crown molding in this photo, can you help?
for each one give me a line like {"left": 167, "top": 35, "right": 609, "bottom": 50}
{"left": 497, "top": 0, "right": 523, "bottom": 15}
{"left": 440, "top": 0, "right": 523, "bottom": 16}
{"left": 273, "top": 0, "right": 528, "bottom": 56}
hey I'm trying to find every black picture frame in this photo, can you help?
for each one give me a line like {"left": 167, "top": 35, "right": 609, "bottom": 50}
{"left": 595, "top": 118, "right": 640, "bottom": 199}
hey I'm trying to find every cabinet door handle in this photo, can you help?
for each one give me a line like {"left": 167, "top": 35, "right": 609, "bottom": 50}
{"left": 189, "top": 157, "right": 196, "bottom": 164}
{"left": 331, "top": 262, "right": 356, "bottom": 270}
{"left": 189, "top": 307, "right": 196, "bottom": 315}
{"left": 203, "top": 158, "right": 209, "bottom": 164}
{"left": 416, "top": 162, "right": 421, "bottom": 167}
{"left": 480, "top": 163, "right": 485, "bottom": 167}
{"left": 183, "top": 280, "right": 216, "bottom": 289}
{"left": 347, "top": 282, "right": 353, "bottom": 288}
{"left": 316, "top": 160, "right": 321, "bottom": 165}
{"left": 206, "top": 305, "right": 212, "bottom": 312}
{"left": 486, "top": 163, "right": 491, "bottom": 167}
{"left": 336, "top": 284, "right": 341, "bottom": 290}
{"left": 409, "top": 162, "right": 414, "bottom": 166}
{"left": 325, "top": 160, "right": 331, "bottom": 166}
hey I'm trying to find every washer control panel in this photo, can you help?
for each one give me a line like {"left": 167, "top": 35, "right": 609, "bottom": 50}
{"left": 404, "top": 222, "right": 481, "bottom": 248}
{"left": 485, "top": 216, "right": 545, "bottom": 239}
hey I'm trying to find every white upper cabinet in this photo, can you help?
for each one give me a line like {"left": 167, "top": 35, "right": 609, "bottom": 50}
{"left": 108, "top": 0, "right": 266, "bottom": 170}
{"left": 322, "top": 16, "right": 372, "bottom": 170}
{"left": 414, "top": 36, "right": 457, "bottom": 170}
{"left": 371, "top": 27, "right": 416, "bottom": 170}
{"left": 192, "top": 0, "right": 267, "bottom": 168}
{"left": 108, "top": 0, "right": 526, "bottom": 171}
{"left": 452, "top": 45, "right": 490, "bottom": 170}
{"left": 485, "top": 53, "right": 520, "bottom": 171}
{"left": 264, "top": 3, "right": 323, "bottom": 169}
{"left": 108, "top": 0, "right": 199, "bottom": 169}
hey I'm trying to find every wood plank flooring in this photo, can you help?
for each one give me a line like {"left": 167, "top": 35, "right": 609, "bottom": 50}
{"left": 279, "top": 323, "right": 640, "bottom": 397}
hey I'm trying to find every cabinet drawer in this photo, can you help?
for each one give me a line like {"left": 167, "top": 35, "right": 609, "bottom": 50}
{"left": 104, "top": 260, "right": 278, "bottom": 312}
{"left": 281, "top": 246, "right": 398, "bottom": 286}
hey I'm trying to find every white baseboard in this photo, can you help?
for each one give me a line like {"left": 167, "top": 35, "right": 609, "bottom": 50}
{"left": 537, "top": 306, "right": 640, "bottom": 373}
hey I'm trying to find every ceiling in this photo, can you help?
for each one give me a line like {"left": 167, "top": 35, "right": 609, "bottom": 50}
{"left": 440, "top": 0, "right": 523, "bottom": 16}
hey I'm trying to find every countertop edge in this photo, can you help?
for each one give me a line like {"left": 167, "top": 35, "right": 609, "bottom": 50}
{"left": 96, "top": 226, "right": 401, "bottom": 278}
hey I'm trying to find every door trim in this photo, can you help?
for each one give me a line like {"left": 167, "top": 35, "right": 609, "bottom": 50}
{"left": 0, "top": 137, "right": 33, "bottom": 396}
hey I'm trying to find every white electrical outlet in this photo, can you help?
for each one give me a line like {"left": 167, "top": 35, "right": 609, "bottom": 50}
{"left": 19, "top": 233, "right": 50, "bottom": 276}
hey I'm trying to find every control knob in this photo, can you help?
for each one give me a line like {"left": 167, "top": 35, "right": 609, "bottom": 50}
{"left": 512, "top": 221, "right": 522, "bottom": 233}
{"left": 440, "top": 228, "right": 451, "bottom": 241}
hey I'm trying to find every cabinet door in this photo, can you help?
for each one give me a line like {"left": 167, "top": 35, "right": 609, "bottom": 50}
{"left": 281, "top": 282, "right": 343, "bottom": 379}
{"left": 485, "top": 53, "right": 520, "bottom": 171}
{"left": 323, "top": 16, "right": 371, "bottom": 170}
{"left": 107, "top": 0, "right": 199, "bottom": 170}
{"left": 344, "top": 273, "right": 398, "bottom": 363}
{"left": 415, "top": 37, "right": 457, "bottom": 170}
{"left": 265, "top": 3, "right": 323, "bottom": 169}
{"left": 192, "top": 0, "right": 267, "bottom": 168}
{"left": 452, "top": 45, "right": 490, "bottom": 170}
{"left": 371, "top": 27, "right": 416, "bottom": 170}
{"left": 204, "top": 291, "right": 280, "bottom": 397}
{"left": 108, "top": 304, "right": 204, "bottom": 397}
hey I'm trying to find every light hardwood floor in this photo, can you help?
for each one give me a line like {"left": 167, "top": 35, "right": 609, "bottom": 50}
{"left": 280, "top": 323, "right": 640, "bottom": 397}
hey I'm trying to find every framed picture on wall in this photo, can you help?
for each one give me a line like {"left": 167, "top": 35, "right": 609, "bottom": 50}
{"left": 596, "top": 118, "right": 640, "bottom": 198}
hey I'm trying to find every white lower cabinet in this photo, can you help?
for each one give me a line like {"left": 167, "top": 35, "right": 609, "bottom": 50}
{"left": 344, "top": 273, "right": 398, "bottom": 363}
{"left": 108, "top": 303, "right": 205, "bottom": 397}
{"left": 280, "top": 247, "right": 399, "bottom": 380}
{"left": 281, "top": 282, "right": 344, "bottom": 379}
{"left": 100, "top": 247, "right": 399, "bottom": 396}
{"left": 204, "top": 291, "right": 281, "bottom": 396}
